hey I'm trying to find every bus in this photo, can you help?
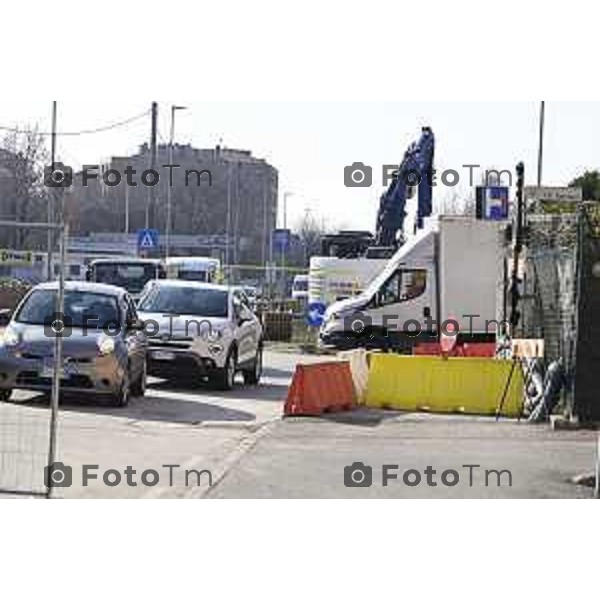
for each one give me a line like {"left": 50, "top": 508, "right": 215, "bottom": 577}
{"left": 165, "top": 257, "right": 220, "bottom": 283}
{"left": 86, "top": 258, "right": 165, "bottom": 299}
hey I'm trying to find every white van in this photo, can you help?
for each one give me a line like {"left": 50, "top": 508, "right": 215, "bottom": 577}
{"left": 309, "top": 256, "right": 387, "bottom": 308}
{"left": 319, "top": 216, "right": 507, "bottom": 350}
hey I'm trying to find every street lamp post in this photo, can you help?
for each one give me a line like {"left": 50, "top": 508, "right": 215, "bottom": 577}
{"left": 537, "top": 101, "right": 546, "bottom": 187}
{"left": 165, "top": 104, "right": 187, "bottom": 260}
{"left": 281, "top": 192, "right": 292, "bottom": 296}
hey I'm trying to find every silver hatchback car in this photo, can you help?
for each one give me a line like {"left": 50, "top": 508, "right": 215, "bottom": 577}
{"left": 0, "top": 281, "right": 147, "bottom": 406}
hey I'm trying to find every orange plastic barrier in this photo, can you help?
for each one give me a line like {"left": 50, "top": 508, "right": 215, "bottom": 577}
{"left": 414, "top": 342, "right": 496, "bottom": 358}
{"left": 284, "top": 362, "right": 357, "bottom": 416}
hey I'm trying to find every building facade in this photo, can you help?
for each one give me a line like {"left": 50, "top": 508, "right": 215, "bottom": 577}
{"left": 69, "top": 144, "right": 279, "bottom": 266}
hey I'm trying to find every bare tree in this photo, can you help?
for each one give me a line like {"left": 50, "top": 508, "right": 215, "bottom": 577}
{"left": 295, "top": 210, "right": 330, "bottom": 266}
{"left": 0, "top": 128, "right": 49, "bottom": 249}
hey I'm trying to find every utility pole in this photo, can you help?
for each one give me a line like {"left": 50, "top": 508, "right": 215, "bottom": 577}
{"left": 124, "top": 184, "right": 130, "bottom": 235}
{"left": 225, "top": 162, "right": 232, "bottom": 282}
{"left": 146, "top": 101, "right": 158, "bottom": 230}
{"left": 537, "top": 101, "right": 545, "bottom": 187}
{"left": 46, "top": 101, "right": 57, "bottom": 281}
{"left": 165, "top": 105, "right": 187, "bottom": 260}
{"left": 281, "top": 192, "right": 292, "bottom": 297}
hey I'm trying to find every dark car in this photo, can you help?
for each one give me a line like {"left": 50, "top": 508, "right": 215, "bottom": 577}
{"left": 0, "top": 281, "right": 147, "bottom": 406}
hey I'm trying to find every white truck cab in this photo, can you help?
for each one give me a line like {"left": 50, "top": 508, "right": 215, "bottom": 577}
{"left": 320, "top": 216, "right": 507, "bottom": 350}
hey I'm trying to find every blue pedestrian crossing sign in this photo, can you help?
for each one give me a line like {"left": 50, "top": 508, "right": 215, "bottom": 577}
{"left": 137, "top": 229, "right": 159, "bottom": 251}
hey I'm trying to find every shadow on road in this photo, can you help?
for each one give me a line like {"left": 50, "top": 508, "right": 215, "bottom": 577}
{"left": 8, "top": 392, "right": 258, "bottom": 425}
{"left": 148, "top": 375, "right": 289, "bottom": 403}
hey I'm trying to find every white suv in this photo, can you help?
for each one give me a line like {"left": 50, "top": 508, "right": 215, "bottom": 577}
{"left": 137, "top": 280, "right": 263, "bottom": 390}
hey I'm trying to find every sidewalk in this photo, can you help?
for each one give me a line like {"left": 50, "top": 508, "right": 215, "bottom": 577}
{"left": 207, "top": 411, "right": 598, "bottom": 498}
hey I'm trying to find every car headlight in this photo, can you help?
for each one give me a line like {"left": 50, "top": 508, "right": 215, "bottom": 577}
{"left": 97, "top": 336, "right": 115, "bottom": 356}
{"left": 0, "top": 329, "right": 19, "bottom": 348}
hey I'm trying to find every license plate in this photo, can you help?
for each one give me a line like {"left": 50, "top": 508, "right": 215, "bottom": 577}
{"left": 152, "top": 350, "right": 176, "bottom": 361}
{"left": 41, "top": 365, "right": 64, "bottom": 378}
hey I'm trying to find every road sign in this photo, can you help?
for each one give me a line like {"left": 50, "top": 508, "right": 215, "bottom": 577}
{"left": 137, "top": 229, "right": 159, "bottom": 251}
{"left": 306, "top": 301, "right": 327, "bottom": 327}
{"left": 0, "top": 249, "right": 34, "bottom": 266}
{"left": 272, "top": 229, "right": 291, "bottom": 252}
{"left": 476, "top": 186, "right": 509, "bottom": 220}
{"left": 524, "top": 186, "right": 583, "bottom": 203}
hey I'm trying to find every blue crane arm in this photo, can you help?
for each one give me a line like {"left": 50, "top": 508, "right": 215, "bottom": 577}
{"left": 374, "top": 127, "right": 435, "bottom": 247}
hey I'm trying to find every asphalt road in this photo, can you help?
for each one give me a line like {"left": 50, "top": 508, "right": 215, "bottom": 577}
{"left": 0, "top": 348, "right": 597, "bottom": 499}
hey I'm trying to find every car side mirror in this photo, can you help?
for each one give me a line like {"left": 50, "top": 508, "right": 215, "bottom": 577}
{"left": 0, "top": 309, "right": 12, "bottom": 327}
{"left": 236, "top": 305, "right": 253, "bottom": 325}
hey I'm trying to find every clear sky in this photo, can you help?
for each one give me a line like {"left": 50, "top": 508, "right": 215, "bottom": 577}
{"left": 1, "top": 101, "right": 598, "bottom": 232}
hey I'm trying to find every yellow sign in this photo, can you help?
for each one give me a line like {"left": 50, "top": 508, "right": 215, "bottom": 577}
{"left": 0, "top": 249, "right": 34, "bottom": 266}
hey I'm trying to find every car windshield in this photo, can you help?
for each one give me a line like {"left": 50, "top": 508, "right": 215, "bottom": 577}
{"left": 138, "top": 286, "right": 228, "bottom": 318}
{"left": 16, "top": 290, "right": 120, "bottom": 328}
{"left": 92, "top": 263, "right": 158, "bottom": 294}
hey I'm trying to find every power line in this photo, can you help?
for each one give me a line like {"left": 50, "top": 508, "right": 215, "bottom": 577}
{"left": 0, "top": 109, "right": 150, "bottom": 137}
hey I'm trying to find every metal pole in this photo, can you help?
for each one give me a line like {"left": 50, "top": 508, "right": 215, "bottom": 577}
{"left": 146, "top": 102, "right": 158, "bottom": 230}
{"left": 125, "top": 184, "right": 130, "bottom": 235}
{"left": 46, "top": 101, "right": 57, "bottom": 281}
{"left": 46, "top": 205, "right": 67, "bottom": 499}
{"left": 281, "top": 192, "right": 291, "bottom": 297}
{"left": 225, "top": 163, "right": 232, "bottom": 282}
{"left": 595, "top": 434, "right": 600, "bottom": 499}
{"left": 537, "top": 101, "right": 545, "bottom": 187}
{"left": 166, "top": 106, "right": 175, "bottom": 260}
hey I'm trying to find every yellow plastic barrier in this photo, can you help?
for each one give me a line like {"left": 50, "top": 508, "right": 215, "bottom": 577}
{"left": 365, "top": 354, "right": 524, "bottom": 418}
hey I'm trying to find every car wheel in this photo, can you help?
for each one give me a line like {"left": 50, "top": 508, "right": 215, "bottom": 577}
{"left": 131, "top": 360, "right": 147, "bottom": 398}
{"left": 243, "top": 345, "right": 263, "bottom": 385}
{"left": 0, "top": 389, "right": 12, "bottom": 403}
{"left": 113, "top": 365, "right": 131, "bottom": 407}
{"left": 213, "top": 347, "right": 237, "bottom": 391}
